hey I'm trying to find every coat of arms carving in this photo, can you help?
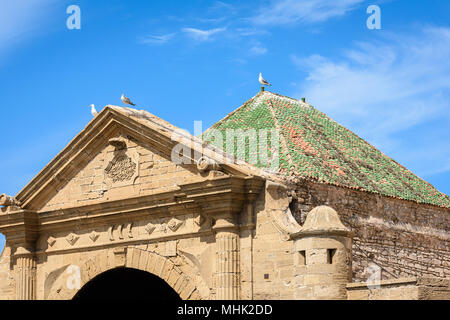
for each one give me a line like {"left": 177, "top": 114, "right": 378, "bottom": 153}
{"left": 104, "top": 153, "right": 137, "bottom": 183}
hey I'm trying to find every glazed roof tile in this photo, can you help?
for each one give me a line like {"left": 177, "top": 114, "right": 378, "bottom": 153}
{"left": 203, "top": 91, "right": 450, "bottom": 208}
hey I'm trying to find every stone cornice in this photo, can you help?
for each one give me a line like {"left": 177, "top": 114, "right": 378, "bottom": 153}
{"left": 1, "top": 175, "right": 265, "bottom": 235}
{"left": 0, "top": 210, "right": 39, "bottom": 249}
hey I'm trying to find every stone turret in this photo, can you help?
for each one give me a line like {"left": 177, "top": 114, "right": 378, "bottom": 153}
{"left": 292, "top": 205, "right": 353, "bottom": 300}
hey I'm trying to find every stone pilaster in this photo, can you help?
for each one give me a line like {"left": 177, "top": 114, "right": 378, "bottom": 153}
{"left": 15, "top": 247, "right": 37, "bottom": 300}
{"left": 214, "top": 214, "right": 240, "bottom": 300}
{"left": 0, "top": 209, "right": 39, "bottom": 300}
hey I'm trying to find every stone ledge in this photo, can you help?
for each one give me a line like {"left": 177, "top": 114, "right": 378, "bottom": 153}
{"left": 346, "top": 277, "right": 418, "bottom": 289}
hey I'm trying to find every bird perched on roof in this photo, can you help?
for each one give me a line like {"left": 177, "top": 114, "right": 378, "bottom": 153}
{"left": 259, "top": 73, "right": 271, "bottom": 86}
{"left": 90, "top": 104, "right": 98, "bottom": 117}
{"left": 121, "top": 94, "right": 136, "bottom": 106}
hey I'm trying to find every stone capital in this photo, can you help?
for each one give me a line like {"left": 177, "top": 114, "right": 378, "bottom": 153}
{"left": 211, "top": 213, "right": 239, "bottom": 233}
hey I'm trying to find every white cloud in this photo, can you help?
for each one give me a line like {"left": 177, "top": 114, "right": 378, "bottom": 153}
{"left": 250, "top": 45, "right": 267, "bottom": 55}
{"left": 210, "top": 1, "right": 234, "bottom": 12}
{"left": 182, "top": 27, "right": 226, "bottom": 41}
{"left": 139, "top": 33, "right": 176, "bottom": 45}
{"left": 292, "top": 27, "right": 450, "bottom": 178}
{"left": 235, "top": 27, "right": 268, "bottom": 37}
{"left": 251, "top": 0, "right": 364, "bottom": 25}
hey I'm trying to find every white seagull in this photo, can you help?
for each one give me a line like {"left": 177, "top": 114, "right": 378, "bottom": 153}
{"left": 90, "top": 104, "right": 98, "bottom": 117}
{"left": 259, "top": 73, "right": 271, "bottom": 86}
{"left": 121, "top": 94, "right": 136, "bottom": 106}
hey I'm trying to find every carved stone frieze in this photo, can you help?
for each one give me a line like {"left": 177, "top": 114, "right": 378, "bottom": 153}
{"left": 108, "top": 223, "right": 134, "bottom": 241}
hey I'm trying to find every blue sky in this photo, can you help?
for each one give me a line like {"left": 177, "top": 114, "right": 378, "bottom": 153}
{"left": 1, "top": 0, "right": 450, "bottom": 251}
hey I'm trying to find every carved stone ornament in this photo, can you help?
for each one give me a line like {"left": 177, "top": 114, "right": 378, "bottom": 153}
{"left": 66, "top": 233, "right": 79, "bottom": 246}
{"left": 145, "top": 223, "right": 156, "bottom": 235}
{"left": 167, "top": 218, "right": 183, "bottom": 232}
{"left": 0, "top": 194, "right": 21, "bottom": 207}
{"left": 196, "top": 157, "right": 221, "bottom": 173}
{"left": 89, "top": 231, "right": 100, "bottom": 242}
{"left": 105, "top": 153, "right": 137, "bottom": 183}
{"left": 47, "top": 236, "right": 56, "bottom": 247}
{"left": 103, "top": 137, "right": 140, "bottom": 188}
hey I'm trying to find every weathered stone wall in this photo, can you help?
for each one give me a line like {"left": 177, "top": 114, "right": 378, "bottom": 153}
{"left": 292, "top": 180, "right": 450, "bottom": 282}
{"left": 0, "top": 244, "right": 15, "bottom": 299}
{"left": 347, "top": 277, "right": 450, "bottom": 300}
{"left": 250, "top": 187, "right": 295, "bottom": 299}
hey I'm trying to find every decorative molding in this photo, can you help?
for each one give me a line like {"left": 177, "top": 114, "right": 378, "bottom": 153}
{"left": 126, "top": 223, "right": 133, "bottom": 238}
{"left": 108, "top": 224, "right": 134, "bottom": 241}
{"left": 108, "top": 226, "right": 114, "bottom": 241}
{"left": 118, "top": 224, "right": 124, "bottom": 239}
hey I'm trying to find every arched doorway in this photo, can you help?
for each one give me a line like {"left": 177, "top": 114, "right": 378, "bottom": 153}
{"left": 73, "top": 267, "right": 181, "bottom": 300}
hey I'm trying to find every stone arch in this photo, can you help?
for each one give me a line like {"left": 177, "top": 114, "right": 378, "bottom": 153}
{"left": 47, "top": 247, "right": 203, "bottom": 300}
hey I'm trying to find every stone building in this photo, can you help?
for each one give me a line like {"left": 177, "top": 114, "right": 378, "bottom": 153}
{"left": 0, "top": 90, "right": 449, "bottom": 300}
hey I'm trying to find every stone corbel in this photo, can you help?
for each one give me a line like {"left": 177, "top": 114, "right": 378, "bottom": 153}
{"left": 196, "top": 157, "right": 221, "bottom": 173}
{"left": 0, "top": 194, "right": 22, "bottom": 212}
{"left": 265, "top": 180, "right": 302, "bottom": 240}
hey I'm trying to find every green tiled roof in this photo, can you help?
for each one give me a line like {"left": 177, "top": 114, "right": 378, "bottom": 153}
{"left": 203, "top": 90, "right": 450, "bottom": 208}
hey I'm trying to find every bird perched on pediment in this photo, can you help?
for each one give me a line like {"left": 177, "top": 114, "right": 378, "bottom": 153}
{"left": 90, "top": 104, "right": 98, "bottom": 117}
{"left": 121, "top": 94, "right": 136, "bottom": 106}
{"left": 259, "top": 73, "right": 271, "bottom": 86}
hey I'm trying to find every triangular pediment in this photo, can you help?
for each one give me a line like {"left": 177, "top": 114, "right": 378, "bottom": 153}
{"left": 16, "top": 106, "right": 261, "bottom": 211}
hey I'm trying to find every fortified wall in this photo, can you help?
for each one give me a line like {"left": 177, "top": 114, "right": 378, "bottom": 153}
{"left": 0, "top": 92, "right": 449, "bottom": 300}
{"left": 292, "top": 180, "right": 450, "bottom": 281}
